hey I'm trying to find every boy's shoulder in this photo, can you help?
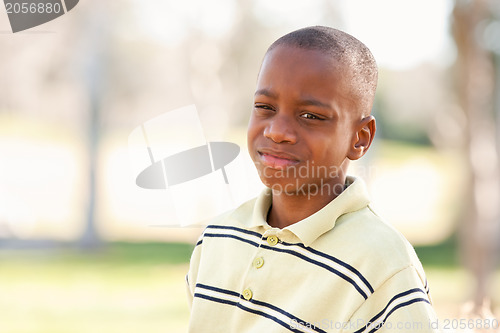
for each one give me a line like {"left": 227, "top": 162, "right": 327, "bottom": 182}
{"left": 207, "top": 194, "right": 260, "bottom": 228}
{"left": 327, "top": 204, "right": 427, "bottom": 288}
{"left": 193, "top": 193, "right": 263, "bottom": 245}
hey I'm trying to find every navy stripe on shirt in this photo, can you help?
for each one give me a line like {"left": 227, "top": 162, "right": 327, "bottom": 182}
{"left": 194, "top": 283, "right": 327, "bottom": 333}
{"left": 353, "top": 288, "right": 430, "bottom": 333}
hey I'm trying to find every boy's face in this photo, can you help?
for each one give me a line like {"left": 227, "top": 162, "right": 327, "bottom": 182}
{"left": 247, "top": 45, "right": 364, "bottom": 194}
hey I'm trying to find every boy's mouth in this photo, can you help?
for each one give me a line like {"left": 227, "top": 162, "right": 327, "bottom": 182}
{"left": 257, "top": 150, "right": 300, "bottom": 170}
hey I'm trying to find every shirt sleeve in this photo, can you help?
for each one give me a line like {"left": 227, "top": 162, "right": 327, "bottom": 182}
{"left": 343, "top": 265, "right": 440, "bottom": 333}
{"left": 186, "top": 234, "right": 204, "bottom": 309}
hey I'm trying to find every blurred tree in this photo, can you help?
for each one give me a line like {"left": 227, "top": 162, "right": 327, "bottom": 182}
{"left": 452, "top": 0, "right": 500, "bottom": 316}
{"left": 75, "top": 2, "right": 111, "bottom": 250}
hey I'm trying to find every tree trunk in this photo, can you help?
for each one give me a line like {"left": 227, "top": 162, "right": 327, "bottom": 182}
{"left": 452, "top": 0, "right": 499, "bottom": 316}
{"left": 76, "top": 3, "right": 109, "bottom": 250}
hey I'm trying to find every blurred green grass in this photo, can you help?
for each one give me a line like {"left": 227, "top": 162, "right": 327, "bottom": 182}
{"left": 0, "top": 242, "right": 195, "bottom": 333}
{"left": 415, "top": 235, "right": 461, "bottom": 268}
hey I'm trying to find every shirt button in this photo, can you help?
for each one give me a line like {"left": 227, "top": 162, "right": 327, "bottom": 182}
{"left": 252, "top": 257, "right": 264, "bottom": 269}
{"left": 242, "top": 288, "right": 253, "bottom": 300}
{"left": 267, "top": 235, "right": 279, "bottom": 246}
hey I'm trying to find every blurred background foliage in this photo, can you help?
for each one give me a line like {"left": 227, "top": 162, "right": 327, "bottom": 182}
{"left": 1, "top": 0, "right": 500, "bottom": 332}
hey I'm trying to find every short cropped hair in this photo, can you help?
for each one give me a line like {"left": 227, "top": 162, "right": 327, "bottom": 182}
{"left": 267, "top": 26, "right": 378, "bottom": 116}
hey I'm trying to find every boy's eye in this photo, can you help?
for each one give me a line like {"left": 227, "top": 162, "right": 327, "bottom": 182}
{"left": 254, "top": 104, "right": 275, "bottom": 112}
{"left": 300, "top": 113, "right": 322, "bottom": 120}
{"left": 255, "top": 104, "right": 272, "bottom": 109}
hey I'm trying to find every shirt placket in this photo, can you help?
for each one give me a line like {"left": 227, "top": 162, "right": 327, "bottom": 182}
{"left": 239, "top": 228, "right": 284, "bottom": 302}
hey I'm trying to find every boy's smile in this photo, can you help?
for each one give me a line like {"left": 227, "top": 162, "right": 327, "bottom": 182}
{"left": 247, "top": 45, "right": 362, "bottom": 196}
{"left": 257, "top": 147, "right": 300, "bottom": 170}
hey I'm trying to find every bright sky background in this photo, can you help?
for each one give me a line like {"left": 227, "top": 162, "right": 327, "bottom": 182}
{"left": 340, "top": 0, "right": 454, "bottom": 69}
{"left": 130, "top": 0, "right": 454, "bottom": 70}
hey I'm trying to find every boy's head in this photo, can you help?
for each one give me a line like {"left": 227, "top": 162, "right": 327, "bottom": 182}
{"left": 267, "top": 26, "right": 378, "bottom": 117}
{"left": 247, "top": 26, "right": 378, "bottom": 196}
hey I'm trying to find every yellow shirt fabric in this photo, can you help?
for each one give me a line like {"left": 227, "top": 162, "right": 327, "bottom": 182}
{"left": 187, "top": 176, "right": 440, "bottom": 332}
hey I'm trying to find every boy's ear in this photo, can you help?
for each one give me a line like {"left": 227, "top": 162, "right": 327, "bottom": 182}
{"left": 347, "top": 116, "right": 376, "bottom": 161}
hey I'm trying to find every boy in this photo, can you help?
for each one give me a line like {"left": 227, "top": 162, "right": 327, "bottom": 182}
{"left": 186, "top": 26, "right": 440, "bottom": 332}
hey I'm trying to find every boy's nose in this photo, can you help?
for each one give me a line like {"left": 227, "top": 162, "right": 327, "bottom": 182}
{"left": 263, "top": 115, "right": 297, "bottom": 144}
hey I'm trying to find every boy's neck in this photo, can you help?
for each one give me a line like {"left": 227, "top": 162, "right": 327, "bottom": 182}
{"left": 267, "top": 177, "right": 346, "bottom": 229}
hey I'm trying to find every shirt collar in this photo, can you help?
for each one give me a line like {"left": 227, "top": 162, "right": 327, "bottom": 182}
{"left": 234, "top": 176, "right": 370, "bottom": 247}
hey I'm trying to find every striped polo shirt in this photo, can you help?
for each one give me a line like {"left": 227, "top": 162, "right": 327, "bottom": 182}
{"left": 186, "top": 176, "right": 440, "bottom": 332}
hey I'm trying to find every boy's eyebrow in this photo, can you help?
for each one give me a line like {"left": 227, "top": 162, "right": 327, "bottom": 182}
{"left": 254, "top": 88, "right": 277, "bottom": 98}
{"left": 297, "top": 97, "right": 333, "bottom": 110}
{"left": 255, "top": 89, "right": 332, "bottom": 109}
